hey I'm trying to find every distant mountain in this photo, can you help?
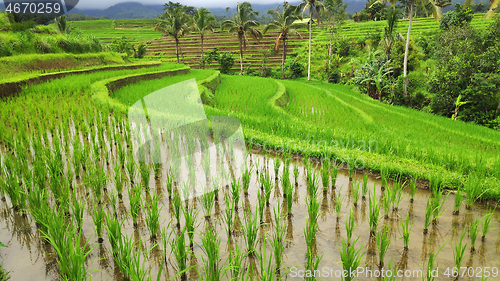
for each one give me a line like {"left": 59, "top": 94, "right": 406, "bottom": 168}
{"left": 70, "top": 2, "right": 164, "bottom": 19}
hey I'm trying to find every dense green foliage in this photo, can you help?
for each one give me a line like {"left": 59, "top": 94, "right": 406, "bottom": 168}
{"left": 439, "top": 4, "right": 474, "bottom": 30}
{"left": 0, "top": 13, "right": 102, "bottom": 57}
{"left": 109, "top": 36, "right": 135, "bottom": 57}
{"left": 0, "top": 29, "right": 102, "bottom": 57}
{"left": 430, "top": 18, "right": 500, "bottom": 128}
{"left": 216, "top": 52, "right": 236, "bottom": 74}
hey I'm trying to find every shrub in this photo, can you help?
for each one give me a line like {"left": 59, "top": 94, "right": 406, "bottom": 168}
{"left": 260, "top": 66, "right": 272, "bottom": 77}
{"left": 204, "top": 47, "right": 219, "bottom": 68}
{"left": 109, "top": 36, "right": 135, "bottom": 57}
{"left": 356, "top": 36, "right": 367, "bottom": 50}
{"left": 0, "top": 37, "right": 13, "bottom": 57}
{"left": 439, "top": 4, "right": 473, "bottom": 30}
{"left": 334, "top": 37, "right": 351, "bottom": 56}
{"left": 327, "top": 67, "right": 341, "bottom": 84}
{"left": 416, "top": 32, "right": 435, "bottom": 58}
{"left": 354, "top": 51, "right": 392, "bottom": 100}
{"left": 389, "top": 39, "right": 422, "bottom": 78}
{"left": 0, "top": 12, "right": 11, "bottom": 30}
{"left": 12, "top": 31, "right": 36, "bottom": 53}
{"left": 217, "top": 52, "right": 235, "bottom": 74}
{"left": 285, "top": 61, "right": 305, "bottom": 79}
{"left": 134, "top": 44, "right": 147, "bottom": 58}
{"left": 36, "top": 38, "right": 52, "bottom": 54}
{"left": 10, "top": 21, "right": 36, "bottom": 32}
{"left": 430, "top": 22, "right": 500, "bottom": 127}
{"left": 244, "top": 65, "right": 255, "bottom": 76}
{"left": 391, "top": 74, "right": 430, "bottom": 108}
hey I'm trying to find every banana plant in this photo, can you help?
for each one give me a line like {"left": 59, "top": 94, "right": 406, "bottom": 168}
{"left": 452, "top": 94, "right": 469, "bottom": 121}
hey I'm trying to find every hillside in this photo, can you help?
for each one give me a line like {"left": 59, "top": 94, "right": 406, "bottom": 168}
{"left": 70, "top": 14, "right": 495, "bottom": 73}
{"left": 69, "top": 2, "right": 165, "bottom": 19}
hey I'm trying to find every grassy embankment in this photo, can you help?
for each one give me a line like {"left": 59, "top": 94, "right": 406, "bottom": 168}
{"left": 206, "top": 75, "right": 500, "bottom": 201}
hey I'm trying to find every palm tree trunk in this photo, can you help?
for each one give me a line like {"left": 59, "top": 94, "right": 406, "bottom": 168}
{"left": 403, "top": 0, "right": 414, "bottom": 97}
{"left": 175, "top": 38, "right": 180, "bottom": 64}
{"left": 308, "top": 10, "right": 312, "bottom": 81}
{"left": 201, "top": 33, "right": 205, "bottom": 69}
{"left": 238, "top": 36, "right": 244, "bottom": 75}
{"left": 282, "top": 38, "right": 287, "bottom": 79}
{"left": 328, "top": 25, "right": 334, "bottom": 66}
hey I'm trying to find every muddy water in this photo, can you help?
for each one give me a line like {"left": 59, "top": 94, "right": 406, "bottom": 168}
{"left": 0, "top": 143, "right": 499, "bottom": 281}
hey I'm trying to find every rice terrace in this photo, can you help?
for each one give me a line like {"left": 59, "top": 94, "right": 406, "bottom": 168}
{"left": 0, "top": 0, "right": 500, "bottom": 280}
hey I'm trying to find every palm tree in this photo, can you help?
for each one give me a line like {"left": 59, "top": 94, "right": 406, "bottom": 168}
{"left": 264, "top": 3, "right": 304, "bottom": 79}
{"left": 373, "top": 0, "right": 441, "bottom": 96}
{"left": 155, "top": 7, "right": 191, "bottom": 64}
{"left": 221, "top": 2, "right": 263, "bottom": 75}
{"left": 402, "top": 0, "right": 442, "bottom": 96}
{"left": 324, "top": 0, "right": 347, "bottom": 66}
{"left": 192, "top": 8, "right": 216, "bottom": 68}
{"left": 297, "top": 0, "right": 325, "bottom": 81}
{"left": 486, "top": 0, "right": 499, "bottom": 18}
{"left": 380, "top": 7, "right": 403, "bottom": 62}
{"left": 464, "top": 0, "right": 499, "bottom": 17}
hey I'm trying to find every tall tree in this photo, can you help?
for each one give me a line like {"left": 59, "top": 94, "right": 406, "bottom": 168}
{"left": 380, "top": 7, "right": 403, "bottom": 61}
{"left": 264, "top": 2, "right": 304, "bottom": 79}
{"left": 155, "top": 7, "right": 191, "bottom": 64}
{"left": 324, "top": 0, "right": 347, "bottom": 66}
{"left": 162, "top": 1, "right": 195, "bottom": 16}
{"left": 373, "top": 0, "right": 440, "bottom": 96}
{"left": 402, "top": 0, "right": 441, "bottom": 96}
{"left": 221, "top": 2, "right": 263, "bottom": 75}
{"left": 297, "top": 0, "right": 325, "bottom": 81}
{"left": 192, "top": 8, "right": 216, "bottom": 68}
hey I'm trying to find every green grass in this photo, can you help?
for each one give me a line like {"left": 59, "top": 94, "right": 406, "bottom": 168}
{"left": 0, "top": 52, "right": 127, "bottom": 82}
{"left": 71, "top": 19, "right": 160, "bottom": 44}
{"left": 203, "top": 74, "right": 500, "bottom": 200}
{"left": 111, "top": 69, "right": 214, "bottom": 106}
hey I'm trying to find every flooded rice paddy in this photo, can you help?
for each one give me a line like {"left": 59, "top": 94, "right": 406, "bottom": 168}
{"left": 0, "top": 132, "right": 499, "bottom": 281}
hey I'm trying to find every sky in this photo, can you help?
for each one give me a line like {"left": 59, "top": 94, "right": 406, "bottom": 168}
{"left": 76, "top": 0, "right": 293, "bottom": 9}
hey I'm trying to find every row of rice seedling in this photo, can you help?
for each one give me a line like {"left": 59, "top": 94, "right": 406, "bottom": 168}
{"left": 2, "top": 128, "right": 499, "bottom": 280}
